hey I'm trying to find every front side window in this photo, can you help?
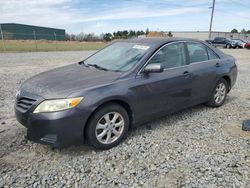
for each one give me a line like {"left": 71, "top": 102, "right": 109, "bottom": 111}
{"left": 84, "top": 42, "right": 151, "bottom": 72}
{"left": 186, "top": 42, "right": 209, "bottom": 63}
{"left": 148, "top": 42, "right": 186, "bottom": 69}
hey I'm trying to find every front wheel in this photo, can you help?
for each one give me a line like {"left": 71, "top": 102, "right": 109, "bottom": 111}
{"left": 85, "top": 103, "right": 129, "bottom": 150}
{"left": 206, "top": 79, "right": 228, "bottom": 107}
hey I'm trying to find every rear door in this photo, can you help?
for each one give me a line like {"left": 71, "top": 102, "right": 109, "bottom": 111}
{"left": 186, "top": 42, "right": 220, "bottom": 104}
{"left": 132, "top": 42, "right": 192, "bottom": 122}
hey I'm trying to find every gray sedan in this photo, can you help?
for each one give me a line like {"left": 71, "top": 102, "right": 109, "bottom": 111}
{"left": 15, "top": 38, "right": 238, "bottom": 149}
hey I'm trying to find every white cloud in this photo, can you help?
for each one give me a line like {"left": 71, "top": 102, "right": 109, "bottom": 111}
{"left": 0, "top": 0, "right": 203, "bottom": 30}
{"left": 1, "top": 0, "right": 249, "bottom": 34}
{"left": 73, "top": 7, "right": 203, "bottom": 23}
{"left": 0, "top": 0, "right": 73, "bottom": 26}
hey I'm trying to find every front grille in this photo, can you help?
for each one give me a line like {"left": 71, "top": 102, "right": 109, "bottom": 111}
{"left": 16, "top": 97, "right": 37, "bottom": 112}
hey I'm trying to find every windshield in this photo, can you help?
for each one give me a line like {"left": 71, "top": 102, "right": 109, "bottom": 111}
{"left": 84, "top": 42, "right": 151, "bottom": 72}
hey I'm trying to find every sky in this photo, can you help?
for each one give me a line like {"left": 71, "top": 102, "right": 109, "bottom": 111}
{"left": 1, "top": 0, "right": 250, "bottom": 34}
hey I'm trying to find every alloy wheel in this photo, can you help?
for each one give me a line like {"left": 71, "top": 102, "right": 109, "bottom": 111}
{"left": 95, "top": 112, "right": 125, "bottom": 144}
{"left": 214, "top": 83, "right": 226, "bottom": 104}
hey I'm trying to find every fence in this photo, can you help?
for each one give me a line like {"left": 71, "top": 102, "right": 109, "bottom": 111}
{"left": 0, "top": 32, "right": 107, "bottom": 52}
{"left": 0, "top": 29, "right": 67, "bottom": 52}
{"left": 211, "top": 32, "right": 249, "bottom": 40}
{"left": 2, "top": 30, "right": 250, "bottom": 52}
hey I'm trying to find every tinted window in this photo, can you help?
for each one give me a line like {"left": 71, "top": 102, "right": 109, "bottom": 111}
{"left": 148, "top": 42, "right": 186, "bottom": 69}
{"left": 207, "top": 47, "right": 219, "bottom": 60}
{"left": 214, "top": 37, "right": 225, "bottom": 42}
{"left": 187, "top": 43, "right": 209, "bottom": 63}
{"left": 214, "top": 37, "right": 221, "bottom": 42}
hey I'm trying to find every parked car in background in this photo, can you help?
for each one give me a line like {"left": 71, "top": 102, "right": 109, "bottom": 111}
{"left": 206, "top": 37, "right": 237, "bottom": 48}
{"left": 245, "top": 41, "right": 250, "bottom": 49}
{"left": 231, "top": 39, "right": 246, "bottom": 48}
{"left": 15, "top": 38, "right": 238, "bottom": 149}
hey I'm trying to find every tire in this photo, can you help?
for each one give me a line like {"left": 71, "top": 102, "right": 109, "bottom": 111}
{"left": 206, "top": 78, "right": 229, "bottom": 107}
{"left": 226, "top": 44, "right": 231, "bottom": 49}
{"left": 85, "top": 103, "right": 129, "bottom": 150}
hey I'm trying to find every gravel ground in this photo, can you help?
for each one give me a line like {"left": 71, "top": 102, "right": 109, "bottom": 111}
{"left": 0, "top": 49, "right": 249, "bottom": 188}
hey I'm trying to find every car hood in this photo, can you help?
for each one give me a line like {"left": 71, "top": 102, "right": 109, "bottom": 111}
{"left": 20, "top": 64, "right": 122, "bottom": 99}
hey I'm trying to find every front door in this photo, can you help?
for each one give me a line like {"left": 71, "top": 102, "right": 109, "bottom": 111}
{"left": 132, "top": 42, "right": 192, "bottom": 123}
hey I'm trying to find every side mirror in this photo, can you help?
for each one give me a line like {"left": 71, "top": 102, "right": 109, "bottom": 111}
{"left": 143, "top": 63, "right": 164, "bottom": 74}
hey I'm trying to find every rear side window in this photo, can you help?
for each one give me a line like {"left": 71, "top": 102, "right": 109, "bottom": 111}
{"left": 207, "top": 47, "right": 219, "bottom": 60}
{"left": 186, "top": 42, "right": 209, "bottom": 63}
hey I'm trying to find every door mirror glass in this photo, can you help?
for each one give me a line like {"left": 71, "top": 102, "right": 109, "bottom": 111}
{"left": 143, "top": 63, "right": 163, "bottom": 73}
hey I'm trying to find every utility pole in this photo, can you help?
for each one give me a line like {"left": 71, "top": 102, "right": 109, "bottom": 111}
{"left": 209, "top": 0, "right": 216, "bottom": 40}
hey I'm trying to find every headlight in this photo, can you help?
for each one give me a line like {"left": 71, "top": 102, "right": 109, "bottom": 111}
{"left": 33, "top": 97, "right": 83, "bottom": 113}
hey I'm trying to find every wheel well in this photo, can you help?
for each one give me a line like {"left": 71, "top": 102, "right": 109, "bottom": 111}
{"left": 222, "top": 76, "right": 231, "bottom": 91}
{"left": 84, "top": 100, "right": 133, "bottom": 141}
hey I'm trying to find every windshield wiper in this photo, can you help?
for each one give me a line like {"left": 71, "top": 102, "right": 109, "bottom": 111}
{"left": 79, "top": 60, "right": 88, "bottom": 67}
{"left": 87, "top": 64, "right": 108, "bottom": 71}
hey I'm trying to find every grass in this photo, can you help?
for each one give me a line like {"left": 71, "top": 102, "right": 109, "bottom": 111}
{"left": 0, "top": 40, "right": 107, "bottom": 52}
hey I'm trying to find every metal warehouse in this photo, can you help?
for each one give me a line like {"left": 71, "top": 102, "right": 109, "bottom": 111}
{"left": 0, "top": 23, "right": 65, "bottom": 40}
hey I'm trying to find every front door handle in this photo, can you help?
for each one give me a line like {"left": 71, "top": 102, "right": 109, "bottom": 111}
{"left": 216, "top": 62, "right": 221, "bottom": 67}
{"left": 183, "top": 71, "right": 190, "bottom": 78}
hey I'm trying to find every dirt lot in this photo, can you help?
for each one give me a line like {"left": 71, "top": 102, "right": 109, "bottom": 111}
{"left": 0, "top": 49, "right": 249, "bottom": 187}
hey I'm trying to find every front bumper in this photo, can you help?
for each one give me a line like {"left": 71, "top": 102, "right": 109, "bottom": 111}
{"left": 15, "top": 106, "right": 90, "bottom": 148}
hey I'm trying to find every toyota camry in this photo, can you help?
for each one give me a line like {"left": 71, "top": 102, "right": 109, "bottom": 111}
{"left": 15, "top": 38, "right": 238, "bottom": 149}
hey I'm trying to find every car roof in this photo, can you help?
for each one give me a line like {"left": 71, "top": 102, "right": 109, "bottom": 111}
{"left": 114, "top": 37, "right": 227, "bottom": 59}
{"left": 119, "top": 37, "right": 205, "bottom": 45}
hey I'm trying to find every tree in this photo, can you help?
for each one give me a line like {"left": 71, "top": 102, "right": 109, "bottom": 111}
{"left": 128, "top": 30, "right": 136, "bottom": 37}
{"left": 167, "top": 31, "right": 173, "bottom": 37}
{"left": 65, "top": 33, "right": 71, "bottom": 41}
{"left": 247, "top": 30, "right": 250, "bottom": 34}
{"left": 116, "top": 31, "right": 122, "bottom": 38}
{"left": 122, "top": 30, "right": 129, "bottom": 38}
{"left": 70, "top": 34, "right": 76, "bottom": 41}
{"left": 136, "top": 30, "right": 145, "bottom": 36}
{"left": 241, "top": 29, "right": 246, "bottom": 33}
{"left": 103, "top": 33, "right": 112, "bottom": 41}
{"left": 231, "top": 28, "right": 238, "bottom": 33}
{"left": 76, "top": 32, "right": 86, "bottom": 41}
{"left": 145, "top": 28, "right": 149, "bottom": 35}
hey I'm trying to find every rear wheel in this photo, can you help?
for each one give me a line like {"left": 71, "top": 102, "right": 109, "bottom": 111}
{"left": 226, "top": 44, "right": 231, "bottom": 49}
{"left": 206, "top": 78, "right": 228, "bottom": 107}
{"left": 86, "top": 103, "right": 129, "bottom": 150}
